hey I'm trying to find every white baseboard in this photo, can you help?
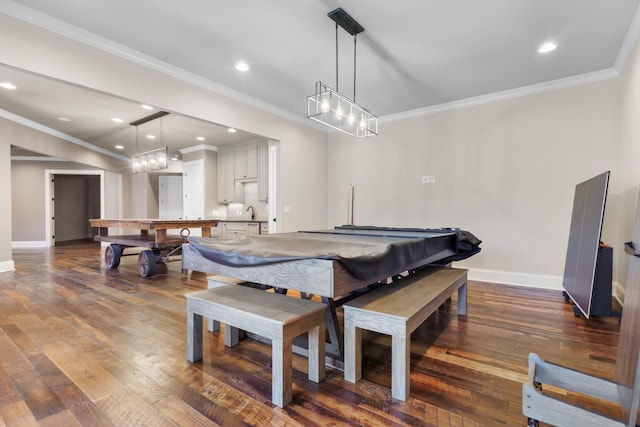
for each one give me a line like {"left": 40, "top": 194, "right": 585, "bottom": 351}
{"left": 464, "top": 267, "right": 563, "bottom": 290}
{"left": 12, "top": 241, "right": 48, "bottom": 248}
{"left": 465, "top": 267, "right": 625, "bottom": 307}
{"left": 0, "top": 259, "right": 16, "bottom": 273}
{"left": 613, "top": 281, "right": 625, "bottom": 306}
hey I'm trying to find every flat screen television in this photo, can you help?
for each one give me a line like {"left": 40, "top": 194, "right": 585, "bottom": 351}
{"left": 561, "top": 171, "right": 610, "bottom": 318}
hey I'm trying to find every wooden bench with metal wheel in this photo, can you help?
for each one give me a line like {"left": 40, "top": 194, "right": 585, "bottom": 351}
{"left": 90, "top": 218, "right": 219, "bottom": 277}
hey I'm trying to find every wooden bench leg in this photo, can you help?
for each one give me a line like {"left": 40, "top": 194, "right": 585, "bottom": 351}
{"left": 391, "top": 330, "right": 410, "bottom": 401}
{"left": 272, "top": 338, "right": 292, "bottom": 408}
{"left": 208, "top": 319, "right": 220, "bottom": 332}
{"left": 458, "top": 280, "right": 467, "bottom": 315}
{"left": 207, "top": 279, "right": 231, "bottom": 332}
{"left": 344, "top": 321, "right": 362, "bottom": 384}
{"left": 224, "top": 325, "right": 241, "bottom": 347}
{"left": 187, "top": 309, "right": 203, "bottom": 362}
{"left": 308, "top": 324, "right": 326, "bottom": 383}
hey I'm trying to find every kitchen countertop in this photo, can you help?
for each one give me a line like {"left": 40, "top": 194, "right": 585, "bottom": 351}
{"left": 216, "top": 219, "right": 268, "bottom": 223}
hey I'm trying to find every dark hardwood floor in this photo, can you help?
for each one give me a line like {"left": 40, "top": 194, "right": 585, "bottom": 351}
{"left": 0, "top": 241, "right": 623, "bottom": 426}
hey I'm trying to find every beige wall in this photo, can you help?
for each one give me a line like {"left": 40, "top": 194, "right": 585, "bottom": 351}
{"left": 617, "top": 29, "right": 640, "bottom": 294}
{"left": 0, "top": 13, "right": 328, "bottom": 271}
{"left": 3, "top": 10, "right": 640, "bottom": 293}
{"left": 328, "top": 77, "right": 623, "bottom": 289}
{"left": 0, "top": 13, "right": 329, "bottom": 233}
{"left": 0, "top": 143, "right": 12, "bottom": 271}
{"left": 10, "top": 159, "right": 113, "bottom": 244}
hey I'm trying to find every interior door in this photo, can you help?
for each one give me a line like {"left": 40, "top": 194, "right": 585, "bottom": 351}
{"left": 159, "top": 175, "right": 183, "bottom": 219}
{"left": 182, "top": 160, "right": 203, "bottom": 219}
{"left": 182, "top": 160, "right": 204, "bottom": 237}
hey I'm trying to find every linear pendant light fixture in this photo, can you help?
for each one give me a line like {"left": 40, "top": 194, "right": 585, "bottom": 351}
{"left": 307, "top": 7, "right": 378, "bottom": 137}
{"left": 131, "top": 110, "right": 170, "bottom": 173}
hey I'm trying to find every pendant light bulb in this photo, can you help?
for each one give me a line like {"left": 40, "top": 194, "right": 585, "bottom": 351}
{"left": 359, "top": 117, "right": 366, "bottom": 129}
{"left": 320, "top": 98, "right": 330, "bottom": 113}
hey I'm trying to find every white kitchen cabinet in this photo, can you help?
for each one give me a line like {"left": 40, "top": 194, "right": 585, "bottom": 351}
{"left": 220, "top": 221, "right": 263, "bottom": 239}
{"left": 258, "top": 142, "right": 269, "bottom": 202}
{"left": 218, "top": 141, "right": 268, "bottom": 203}
{"left": 217, "top": 149, "right": 243, "bottom": 204}
{"left": 234, "top": 143, "right": 258, "bottom": 180}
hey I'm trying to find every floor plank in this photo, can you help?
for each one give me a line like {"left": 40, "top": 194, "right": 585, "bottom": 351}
{"left": 0, "top": 241, "right": 623, "bottom": 426}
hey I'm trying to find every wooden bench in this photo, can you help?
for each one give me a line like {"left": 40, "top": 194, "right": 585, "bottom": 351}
{"left": 206, "top": 275, "right": 250, "bottom": 334}
{"left": 186, "top": 285, "right": 326, "bottom": 407}
{"left": 343, "top": 266, "right": 468, "bottom": 401}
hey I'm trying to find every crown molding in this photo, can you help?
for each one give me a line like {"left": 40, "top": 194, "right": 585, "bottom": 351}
{"left": 380, "top": 68, "right": 620, "bottom": 123}
{"left": 179, "top": 144, "right": 218, "bottom": 154}
{"left": 0, "top": 1, "right": 316, "bottom": 131}
{"left": 11, "top": 156, "right": 67, "bottom": 162}
{"left": 4, "top": 1, "right": 639, "bottom": 133}
{"left": 614, "top": 3, "right": 640, "bottom": 72}
{"left": 0, "top": 109, "right": 130, "bottom": 162}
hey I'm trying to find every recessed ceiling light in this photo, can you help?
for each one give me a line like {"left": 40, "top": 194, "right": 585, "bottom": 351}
{"left": 538, "top": 41, "right": 558, "bottom": 53}
{"left": 57, "top": 117, "right": 71, "bottom": 122}
{"left": 235, "top": 62, "right": 250, "bottom": 72}
{"left": 171, "top": 155, "right": 179, "bottom": 161}
{"left": 112, "top": 117, "right": 123, "bottom": 123}
{"left": 142, "top": 104, "right": 153, "bottom": 110}
{"left": 0, "top": 82, "right": 17, "bottom": 90}
{"left": 196, "top": 136, "right": 205, "bottom": 141}
{"left": 115, "top": 145, "right": 124, "bottom": 150}
{"left": 146, "top": 134, "right": 156, "bottom": 139}
{"left": 227, "top": 128, "right": 237, "bottom": 133}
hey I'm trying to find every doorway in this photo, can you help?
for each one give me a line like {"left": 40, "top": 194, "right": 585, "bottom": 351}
{"left": 45, "top": 169, "right": 105, "bottom": 247}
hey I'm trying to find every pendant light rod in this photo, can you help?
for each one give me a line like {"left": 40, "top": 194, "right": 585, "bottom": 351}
{"left": 335, "top": 22, "right": 339, "bottom": 93}
{"left": 328, "top": 8, "right": 364, "bottom": 102}
{"left": 353, "top": 34, "right": 357, "bottom": 102}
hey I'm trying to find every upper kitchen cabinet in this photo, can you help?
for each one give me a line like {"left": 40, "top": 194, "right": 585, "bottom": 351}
{"left": 217, "top": 149, "right": 243, "bottom": 204}
{"left": 234, "top": 143, "right": 258, "bottom": 180}
{"left": 218, "top": 141, "right": 269, "bottom": 204}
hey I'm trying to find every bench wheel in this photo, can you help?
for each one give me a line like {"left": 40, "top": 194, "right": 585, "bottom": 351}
{"left": 138, "top": 250, "right": 156, "bottom": 278}
{"left": 105, "top": 244, "right": 122, "bottom": 268}
{"left": 527, "top": 418, "right": 539, "bottom": 427}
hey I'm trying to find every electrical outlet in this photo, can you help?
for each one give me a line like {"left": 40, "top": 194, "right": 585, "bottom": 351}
{"left": 422, "top": 176, "right": 436, "bottom": 184}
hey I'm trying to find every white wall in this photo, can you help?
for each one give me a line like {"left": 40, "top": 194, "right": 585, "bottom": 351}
{"left": 613, "top": 31, "right": 640, "bottom": 296}
{"left": 328, "top": 78, "right": 622, "bottom": 289}
{"left": 3, "top": 10, "right": 640, "bottom": 292}
{"left": 0, "top": 142, "right": 13, "bottom": 271}
{"left": 9, "top": 159, "right": 119, "bottom": 245}
{"left": 0, "top": 13, "right": 329, "bottom": 235}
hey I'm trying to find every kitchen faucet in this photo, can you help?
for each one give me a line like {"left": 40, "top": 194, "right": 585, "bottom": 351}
{"left": 246, "top": 205, "right": 255, "bottom": 220}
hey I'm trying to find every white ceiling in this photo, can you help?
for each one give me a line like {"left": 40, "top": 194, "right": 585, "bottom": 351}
{"left": 2, "top": 0, "right": 640, "bottom": 160}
